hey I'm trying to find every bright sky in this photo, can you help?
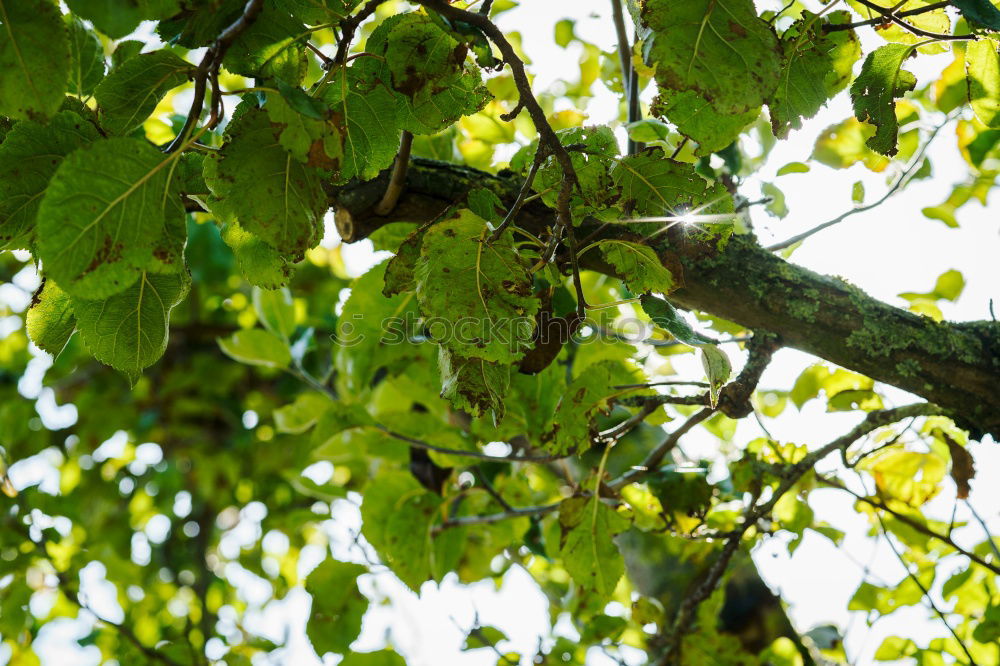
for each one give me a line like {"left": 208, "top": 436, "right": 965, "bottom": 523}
{"left": 3, "top": 1, "right": 999, "bottom": 665}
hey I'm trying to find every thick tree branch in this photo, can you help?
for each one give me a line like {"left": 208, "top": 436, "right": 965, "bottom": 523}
{"left": 330, "top": 159, "right": 1000, "bottom": 439}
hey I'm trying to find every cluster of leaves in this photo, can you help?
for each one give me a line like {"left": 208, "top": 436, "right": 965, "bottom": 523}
{"left": 0, "top": 1, "right": 999, "bottom": 665}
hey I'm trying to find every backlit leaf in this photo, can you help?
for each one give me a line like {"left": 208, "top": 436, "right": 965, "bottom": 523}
{"left": 94, "top": 50, "right": 195, "bottom": 135}
{"left": 37, "top": 138, "right": 181, "bottom": 299}
{"left": 72, "top": 270, "right": 189, "bottom": 379}
{"left": 559, "top": 496, "right": 630, "bottom": 601}
{"left": 640, "top": 0, "right": 781, "bottom": 114}
{"left": 0, "top": 0, "right": 70, "bottom": 121}
{"left": 850, "top": 44, "right": 917, "bottom": 156}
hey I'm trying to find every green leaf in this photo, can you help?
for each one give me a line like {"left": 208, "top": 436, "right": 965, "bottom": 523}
{"left": 466, "top": 188, "right": 504, "bottom": 224}
{"left": 559, "top": 496, "right": 630, "bottom": 601}
{"left": 220, "top": 221, "right": 294, "bottom": 289}
{"left": 264, "top": 90, "right": 338, "bottom": 163}
{"left": 549, "top": 361, "right": 634, "bottom": 455}
{"left": 0, "top": 110, "right": 100, "bottom": 250}
{"left": 438, "top": 346, "right": 510, "bottom": 423}
{"left": 360, "top": 471, "right": 442, "bottom": 591}
{"left": 207, "top": 108, "right": 327, "bottom": 256}
{"left": 611, "top": 152, "right": 731, "bottom": 217}
{"left": 217, "top": 329, "right": 291, "bottom": 369}
{"left": 335, "top": 260, "right": 422, "bottom": 394}
{"left": 285, "top": 0, "right": 358, "bottom": 24}
{"left": 966, "top": 38, "right": 1000, "bottom": 128}
{"left": 462, "top": 626, "right": 509, "bottom": 651}
{"left": 626, "top": 118, "right": 671, "bottom": 143}
{"left": 651, "top": 90, "right": 758, "bottom": 156}
{"left": 953, "top": 0, "right": 1000, "bottom": 29}
{"left": 276, "top": 80, "right": 327, "bottom": 120}
{"left": 362, "top": 13, "right": 492, "bottom": 135}
{"left": 852, "top": 180, "right": 865, "bottom": 203}
{"left": 519, "top": 126, "right": 619, "bottom": 221}
{"left": 72, "top": 270, "right": 189, "bottom": 379}
{"left": 311, "top": 402, "right": 376, "bottom": 450}
{"left": 66, "top": 0, "right": 180, "bottom": 39}
{"left": 274, "top": 391, "right": 332, "bottom": 434}
{"left": 94, "top": 50, "right": 195, "bottom": 135}
{"left": 768, "top": 11, "right": 860, "bottom": 138}
{"left": 66, "top": 17, "right": 106, "bottom": 97}
{"left": 761, "top": 182, "right": 788, "bottom": 219}
{"left": 338, "top": 651, "right": 406, "bottom": 666}
{"left": 640, "top": 293, "right": 715, "bottom": 346}
{"left": 252, "top": 287, "right": 296, "bottom": 341}
{"left": 318, "top": 67, "right": 402, "bottom": 182}
{"left": 776, "top": 162, "right": 810, "bottom": 176}
{"left": 700, "top": 344, "right": 732, "bottom": 409}
{"left": 222, "top": 6, "right": 306, "bottom": 82}
{"left": 595, "top": 239, "right": 675, "bottom": 294}
{"left": 36, "top": 137, "right": 181, "bottom": 299}
{"left": 25, "top": 280, "right": 76, "bottom": 357}
{"left": 304, "top": 558, "right": 369, "bottom": 656}
{"left": 641, "top": 0, "right": 781, "bottom": 114}
{"left": 414, "top": 209, "right": 539, "bottom": 363}
{"left": 850, "top": 44, "right": 917, "bottom": 156}
{"left": 0, "top": 0, "right": 70, "bottom": 121}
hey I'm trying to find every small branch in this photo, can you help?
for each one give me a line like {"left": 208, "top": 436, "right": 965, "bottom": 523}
{"left": 374, "top": 131, "right": 413, "bottom": 216}
{"left": 608, "top": 408, "right": 714, "bottom": 489}
{"left": 418, "top": 0, "right": 581, "bottom": 274}
{"left": 472, "top": 465, "right": 514, "bottom": 512}
{"left": 852, "top": 0, "right": 974, "bottom": 41}
{"left": 819, "top": 476, "right": 1000, "bottom": 577}
{"left": 306, "top": 41, "right": 333, "bottom": 67}
{"left": 825, "top": 0, "right": 951, "bottom": 32}
{"left": 433, "top": 501, "right": 560, "bottom": 534}
{"left": 613, "top": 380, "right": 711, "bottom": 390}
{"left": 610, "top": 0, "right": 639, "bottom": 155}
{"left": 965, "top": 499, "right": 1000, "bottom": 561}
{"left": 767, "top": 113, "right": 954, "bottom": 251}
{"left": 489, "top": 147, "right": 547, "bottom": 243}
{"left": 874, "top": 511, "right": 977, "bottom": 665}
{"left": 377, "top": 424, "right": 566, "bottom": 462}
{"left": 333, "top": 0, "right": 383, "bottom": 64}
{"left": 166, "top": 0, "right": 265, "bottom": 152}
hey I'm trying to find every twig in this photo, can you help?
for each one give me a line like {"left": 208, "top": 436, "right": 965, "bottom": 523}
{"left": 613, "top": 381, "right": 710, "bottom": 389}
{"left": 374, "top": 131, "right": 413, "bottom": 216}
{"left": 472, "top": 466, "right": 514, "bottom": 512}
{"left": 852, "top": 0, "right": 975, "bottom": 40}
{"left": 610, "top": 0, "right": 639, "bottom": 155}
{"left": 433, "top": 501, "right": 560, "bottom": 533}
{"left": 873, "top": 510, "right": 977, "bottom": 665}
{"left": 306, "top": 41, "right": 333, "bottom": 67}
{"left": 825, "top": 0, "right": 951, "bottom": 32}
{"left": 418, "top": 0, "right": 582, "bottom": 295}
{"left": 965, "top": 499, "right": 1000, "bottom": 561}
{"left": 166, "top": 0, "right": 265, "bottom": 152}
{"left": 333, "top": 0, "right": 384, "bottom": 64}
{"left": 489, "top": 146, "right": 547, "bottom": 242}
{"left": 817, "top": 476, "right": 1000, "bottom": 577}
{"left": 608, "top": 408, "right": 714, "bottom": 489}
{"left": 767, "top": 113, "right": 955, "bottom": 251}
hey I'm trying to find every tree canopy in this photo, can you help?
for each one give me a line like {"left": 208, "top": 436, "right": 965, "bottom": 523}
{"left": 0, "top": 0, "right": 999, "bottom": 664}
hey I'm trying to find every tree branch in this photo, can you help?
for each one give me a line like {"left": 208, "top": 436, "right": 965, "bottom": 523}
{"left": 329, "top": 159, "right": 1000, "bottom": 439}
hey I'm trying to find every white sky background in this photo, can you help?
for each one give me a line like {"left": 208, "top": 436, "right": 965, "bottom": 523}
{"left": 2, "top": 1, "right": 999, "bottom": 665}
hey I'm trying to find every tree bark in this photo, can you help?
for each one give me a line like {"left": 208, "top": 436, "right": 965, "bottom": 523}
{"left": 329, "top": 158, "right": 1000, "bottom": 440}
